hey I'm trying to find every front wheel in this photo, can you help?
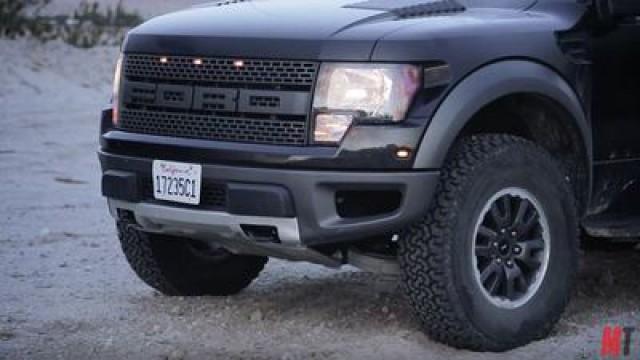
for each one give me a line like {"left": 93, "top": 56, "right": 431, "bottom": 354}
{"left": 398, "top": 135, "right": 578, "bottom": 351}
{"left": 117, "top": 221, "right": 268, "bottom": 296}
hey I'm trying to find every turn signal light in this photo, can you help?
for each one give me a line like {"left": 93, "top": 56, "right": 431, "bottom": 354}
{"left": 395, "top": 147, "right": 413, "bottom": 160}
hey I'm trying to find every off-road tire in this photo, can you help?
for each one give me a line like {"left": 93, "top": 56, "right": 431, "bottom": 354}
{"left": 117, "top": 221, "right": 267, "bottom": 296}
{"left": 398, "top": 134, "right": 578, "bottom": 351}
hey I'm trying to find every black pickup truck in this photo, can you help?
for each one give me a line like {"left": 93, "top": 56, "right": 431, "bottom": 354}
{"left": 99, "top": 0, "right": 640, "bottom": 351}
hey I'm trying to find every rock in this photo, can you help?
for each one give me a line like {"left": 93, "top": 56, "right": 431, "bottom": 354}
{"left": 0, "top": 328, "right": 15, "bottom": 341}
{"left": 249, "top": 310, "right": 263, "bottom": 322}
{"left": 281, "top": 353, "right": 295, "bottom": 360}
{"left": 170, "top": 306, "right": 184, "bottom": 316}
{"left": 103, "top": 337, "right": 113, "bottom": 347}
{"left": 166, "top": 349, "right": 186, "bottom": 360}
{"left": 145, "top": 325, "right": 161, "bottom": 336}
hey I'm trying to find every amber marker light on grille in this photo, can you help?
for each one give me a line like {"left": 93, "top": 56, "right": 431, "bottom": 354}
{"left": 193, "top": 58, "right": 203, "bottom": 65}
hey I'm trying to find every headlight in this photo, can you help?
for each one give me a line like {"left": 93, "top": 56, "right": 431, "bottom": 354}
{"left": 112, "top": 54, "right": 123, "bottom": 125}
{"left": 312, "top": 63, "right": 421, "bottom": 144}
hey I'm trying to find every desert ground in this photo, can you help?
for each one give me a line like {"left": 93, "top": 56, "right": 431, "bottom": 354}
{"left": 1, "top": 1, "right": 640, "bottom": 359}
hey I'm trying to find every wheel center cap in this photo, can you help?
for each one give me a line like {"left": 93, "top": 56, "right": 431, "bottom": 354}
{"left": 498, "top": 241, "right": 511, "bottom": 256}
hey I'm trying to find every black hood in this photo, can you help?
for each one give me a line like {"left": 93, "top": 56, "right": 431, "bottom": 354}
{"left": 124, "top": 0, "right": 536, "bottom": 60}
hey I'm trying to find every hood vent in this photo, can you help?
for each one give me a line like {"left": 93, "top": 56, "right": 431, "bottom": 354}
{"left": 346, "top": 0, "right": 465, "bottom": 19}
{"left": 391, "top": 0, "right": 465, "bottom": 18}
{"left": 210, "top": 0, "right": 251, "bottom": 7}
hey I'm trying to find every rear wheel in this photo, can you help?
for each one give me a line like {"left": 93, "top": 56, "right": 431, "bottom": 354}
{"left": 117, "top": 221, "right": 267, "bottom": 296}
{"left": 398, "top": 134, "right": 578, "bottom": 351}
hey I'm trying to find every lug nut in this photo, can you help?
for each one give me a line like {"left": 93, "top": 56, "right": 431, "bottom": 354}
{"left": 496, "top": 258, "right": 502, "bottom": 264}
{"left": 513, "top": 246, "right": 521, "bottom": 254}
{"left": 506, "top": 260, "right": 513, "bottom": 267}
{"left": 511, "top": 231, "right": 517, "bottom": 237}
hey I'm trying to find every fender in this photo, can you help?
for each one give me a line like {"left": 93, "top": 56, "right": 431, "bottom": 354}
{"left": 413, "top": 60, "right": 592, "bottom": 172}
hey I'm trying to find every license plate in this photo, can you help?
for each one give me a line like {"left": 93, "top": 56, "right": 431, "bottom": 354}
{"left": 152, "top": 160, "right": 202, "bottom": 205}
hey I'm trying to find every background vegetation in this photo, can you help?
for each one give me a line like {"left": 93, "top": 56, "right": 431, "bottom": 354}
{"left": 0, "top": 0, "right": 142, "bottom": 47}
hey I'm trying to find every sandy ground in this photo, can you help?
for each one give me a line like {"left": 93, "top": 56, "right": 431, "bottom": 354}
{"left": 1, "top": 12, "right": 640, "bottom": 359}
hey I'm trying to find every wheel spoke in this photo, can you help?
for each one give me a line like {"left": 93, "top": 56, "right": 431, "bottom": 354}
{"left": 504, "top": 263, "right": 523, "bottom": 300}
{"left": 480, "top": 261, "right": 501, "bottom": 284}
{"left": 489, "top": 196, "right": 511, "bottom": 227}
{"left": 518, "top": 211, "right": 539, "bottom": 236}
{"left": 478, "top": 225, "right": 498, "bottom": 240}
{"left": 515, "top": 238, "right": 544, "bottom": 269}
{"left": 515, "top": 256, "right": 541, "bottom": 271}
{"left": 500, "top": 196, "right": 512, "bottom": 225}
{"left": 512, "top": 199, "right": 530, "bottom": 228}
{"left": 475, "top": 244, "right": 492, "bottom": 258}
{"left": 516, "top": 267, "right": 529, "bottom": 292}
{"left": 486, "top": 265, "right": 505, "bottom": 295}
{"left": 526, "top": 238, "right": 544, "bottom": 250}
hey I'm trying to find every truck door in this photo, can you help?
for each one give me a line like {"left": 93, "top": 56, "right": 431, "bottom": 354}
{"left": 591, "top": 14, "right": 640, "bottom": 161}
{"left": 588, "top": 2, "right": 640, "bottom": 216}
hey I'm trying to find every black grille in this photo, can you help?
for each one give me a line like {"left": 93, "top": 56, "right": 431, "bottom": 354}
{"left": 118, "top": 54, "right": 316, "bottom": 146}
{"left": 124, "top": 54, "right": 318, "bottom": 88}
{"left": 141, "top": 178, "right": 227, "bottom": 209}
{"left": 121, "top": 109, "right": 307, "bottom": 145}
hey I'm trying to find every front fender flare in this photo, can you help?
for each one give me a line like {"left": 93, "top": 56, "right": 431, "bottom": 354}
{"left": 413, "top": 60, "right": 591, "bottom": 171}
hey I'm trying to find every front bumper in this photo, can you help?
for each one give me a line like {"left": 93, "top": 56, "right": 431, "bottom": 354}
{"left": 99, "top": 151, "right": 439, "bottom": 247}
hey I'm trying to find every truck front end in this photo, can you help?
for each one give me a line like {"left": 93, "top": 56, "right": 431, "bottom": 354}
{"left": 99, "top": 0, "right": 442, "bottom": 268}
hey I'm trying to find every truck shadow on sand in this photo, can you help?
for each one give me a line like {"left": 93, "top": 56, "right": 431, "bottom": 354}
{"left": 124, "top": 246, "right": 640, "bottom": 339}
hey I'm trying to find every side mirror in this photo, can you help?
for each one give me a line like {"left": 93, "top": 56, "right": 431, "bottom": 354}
{"left": 596, "top": 0, "right": 640, "bottom": 21}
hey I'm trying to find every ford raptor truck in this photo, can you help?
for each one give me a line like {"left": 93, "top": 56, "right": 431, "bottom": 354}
{"left": 99, "top": 0, "right": 640, "bottom": 351}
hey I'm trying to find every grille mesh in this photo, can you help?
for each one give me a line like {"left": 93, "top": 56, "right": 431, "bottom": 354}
{"left": 124, "top": 54, "right": 318, "bottom": 88}
{"left": 120, "top": 109, "right": 307, "bottom": 145}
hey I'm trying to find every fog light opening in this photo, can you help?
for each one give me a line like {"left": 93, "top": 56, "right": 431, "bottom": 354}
{"left": 336, "top": 190, "right": 402, "bottom": 218}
